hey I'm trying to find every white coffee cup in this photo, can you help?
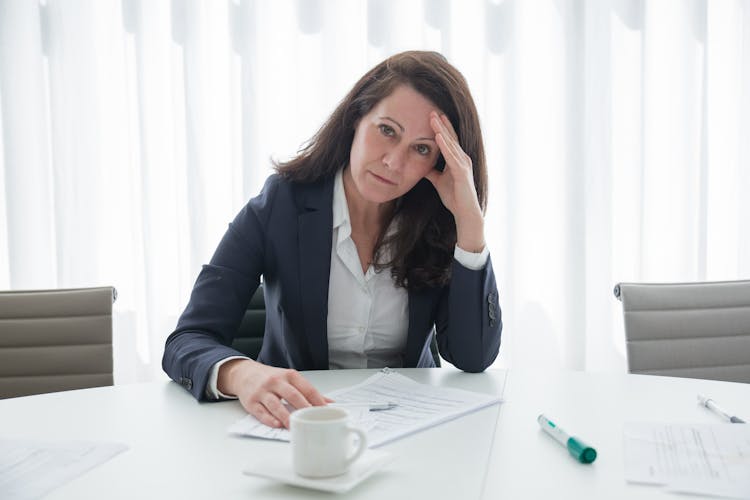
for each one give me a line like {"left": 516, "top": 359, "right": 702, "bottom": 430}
{"left": 290, "top": 406, "right": 367, "bottom": 478}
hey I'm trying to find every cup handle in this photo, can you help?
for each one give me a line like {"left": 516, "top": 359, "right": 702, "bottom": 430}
{"left": 344, "top": 426, "right": 367, "bottom": 467}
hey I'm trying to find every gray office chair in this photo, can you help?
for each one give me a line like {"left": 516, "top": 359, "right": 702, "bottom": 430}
{"left": 233, "top": 284, "right": 442, "bottom": 366}
{"left": 0, "top": 286, "right": 117, "bottom": 398}
{"left": 614, "top": 280, "right": 750, "bottom": 383}
{"left": 233, "top": 285, "right": 266, "bottom": 360}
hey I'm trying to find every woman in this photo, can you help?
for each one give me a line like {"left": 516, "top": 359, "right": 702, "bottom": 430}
{"left": 162, "top": 51, "right": 502, "bottom": 428}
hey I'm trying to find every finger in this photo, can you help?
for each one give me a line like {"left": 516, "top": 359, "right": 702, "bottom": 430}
{"left": 435, "top": 132, "right": 463, "bottom": 170}
{"left": 429, "top": 112, "right": 449, "bottom": 139}
{"left": 249, "top": 402, "right": 282, "bottom": 428}
{"left": 431, "top": 118, "right": 463, "bottom": 164}
{"left": 261, "top": 392, "right": 293, "bottom": 428}
{"left": 430, "top": 111, "right": 458, "bottom": 143}
{"left": 276, "top": 382, "right": 313, "bottom": 412}
{"left": 439, "top": 130, "right": 472, "bottom": 174}
{"left": 286, "top": 371, "right": 329, "bottom": 406}
{"left": 439, "top": 113, "right": 458, "bottom": 140}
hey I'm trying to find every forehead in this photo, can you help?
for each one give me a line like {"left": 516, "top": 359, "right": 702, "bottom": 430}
{"left": 371, "top": 85, "right": 440, "bottom": 125}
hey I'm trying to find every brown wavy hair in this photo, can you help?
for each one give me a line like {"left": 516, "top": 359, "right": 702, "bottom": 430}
{"left": 275, "top": 50, "right": 487, "bottom": 290}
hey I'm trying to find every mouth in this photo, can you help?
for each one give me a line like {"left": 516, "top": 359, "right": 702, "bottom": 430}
{"left": 369, "top": 171, "right": 397, "bottom": 186}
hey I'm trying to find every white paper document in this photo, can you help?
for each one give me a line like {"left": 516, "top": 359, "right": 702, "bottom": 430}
{"left": 623, "top": 422, "right": 750, "bottom": 499}
{"left": 228, "top": 368, "right": 502, "bottom": 447}
{"left": 0, "top": 438, "right": 128, "bottom": 500}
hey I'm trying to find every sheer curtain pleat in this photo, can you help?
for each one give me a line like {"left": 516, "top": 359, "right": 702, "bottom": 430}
{"left": 1, "top": 0, "right": 748, "bottom": 382}
{"left": 0, "top": 2, "right": 56, "bottom": 288}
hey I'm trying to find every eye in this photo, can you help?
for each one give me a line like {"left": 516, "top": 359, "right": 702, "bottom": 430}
{"left": 378, "top": 124, "right": 396, "bottom": 137}
{"left": 415, "top": 144, "right": 431, "bottom": 156}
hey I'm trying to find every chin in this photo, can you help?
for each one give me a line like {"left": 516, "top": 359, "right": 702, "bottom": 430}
{"left": 361, "top": 188, "right": 398, "bottom": 204}
{"left": 355, "top": 176, "right": 398, "bottom": 203}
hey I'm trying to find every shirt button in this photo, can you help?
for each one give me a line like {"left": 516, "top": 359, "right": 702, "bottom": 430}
{"left": 358, "top": 327, "right": 365, "bottom": 333}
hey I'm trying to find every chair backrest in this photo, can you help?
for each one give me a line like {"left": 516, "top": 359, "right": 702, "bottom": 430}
{"left": 232, "top": 285, "right": 266, "bottom": 360}
{"left": 232, "top": 284, "right": 442, "bottom": 367}
{"left": 0, "top": 286, "right": 117, "bottom": 398}
{"left": 614, "top": 280, "right": 750, "bottom": 383}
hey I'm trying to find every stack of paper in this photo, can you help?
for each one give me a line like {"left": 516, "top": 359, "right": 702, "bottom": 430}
{"left": 228, "top": 368, "right": 502, "bottom": 448}
{"left": 623, "top": 422, "right": 750, "bottom": 499}
{"left": 0, "top": 439, "right": 127, "bottom": 500}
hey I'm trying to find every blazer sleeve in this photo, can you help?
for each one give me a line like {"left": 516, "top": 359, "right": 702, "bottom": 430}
{"left": 161, "top": 175, "right": 278, "bottom": 400}
{"left": 434, "top": 255, "right": 502, "bottom": 372}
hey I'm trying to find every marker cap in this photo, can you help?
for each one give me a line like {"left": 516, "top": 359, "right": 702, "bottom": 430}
{"left": 566, "top": 437, "right": 597, "bottom": 464}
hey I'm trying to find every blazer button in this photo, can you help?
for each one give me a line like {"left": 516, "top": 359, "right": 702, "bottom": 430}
{"left": 180, "top": 377, "right": 193, "bottom": 391}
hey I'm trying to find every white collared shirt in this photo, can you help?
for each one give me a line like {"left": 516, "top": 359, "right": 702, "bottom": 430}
{"left": 327, "top": 168, "right": 409, "bottom": 369}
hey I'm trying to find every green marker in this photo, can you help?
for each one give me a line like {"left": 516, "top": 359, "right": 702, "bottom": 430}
{"left": 537, "top": 414, "right": 597, "bottom": 464}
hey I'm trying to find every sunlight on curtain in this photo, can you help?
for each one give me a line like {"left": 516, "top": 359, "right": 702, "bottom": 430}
{"left": 0, "top": 0, "right": 748, "bottom": 383}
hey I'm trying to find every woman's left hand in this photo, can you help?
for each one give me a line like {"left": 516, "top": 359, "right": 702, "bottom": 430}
{"left": 425, "top": 111, "right": 486, "bottom": 253}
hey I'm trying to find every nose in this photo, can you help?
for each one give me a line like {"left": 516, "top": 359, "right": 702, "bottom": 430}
{"left": 382, "top": 145, "right": 408, "bottom": 172}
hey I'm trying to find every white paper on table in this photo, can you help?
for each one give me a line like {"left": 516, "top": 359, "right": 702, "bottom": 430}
{"left": 0, "top": 439, "right": 128, "bottom": 500}
{"left": 228, "top": 405, "right": 376, "bottom": 442}
{"left": 623, "top": 422, "right": 750, "bottom": 499}
{"left": 228, "top": 369, "right": 502, "bottom": 448}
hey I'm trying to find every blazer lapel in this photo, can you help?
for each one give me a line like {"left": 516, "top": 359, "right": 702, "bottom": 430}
{"left": 296, "top": 178, "right": 334, "bottom": 369}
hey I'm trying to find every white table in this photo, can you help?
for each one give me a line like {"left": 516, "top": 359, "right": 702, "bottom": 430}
{"left": 2, "top": 368, "right": 749, "bottom": 499}
{"left": 483, "top": 369, "right": 750, "bottom": 499}
{"left": 0, "top": 368, "right": 507, "bottom": 500}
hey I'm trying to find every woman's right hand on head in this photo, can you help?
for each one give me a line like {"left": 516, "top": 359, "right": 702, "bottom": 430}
{"left": 216, "top": 358, "right": 330, "bottom": 429}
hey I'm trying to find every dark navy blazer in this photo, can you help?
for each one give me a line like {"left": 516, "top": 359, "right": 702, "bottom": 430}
{"left": 162, "top": 174, "right": 502, "bottom": 400}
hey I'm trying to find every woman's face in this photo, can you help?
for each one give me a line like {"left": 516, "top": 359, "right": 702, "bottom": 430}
{"left": 347, "top": 84, "right": 442, "bottom": 205}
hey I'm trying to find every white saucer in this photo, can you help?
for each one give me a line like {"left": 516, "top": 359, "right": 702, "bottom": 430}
{"left": 243, "top": 449, "right": 393, "bottom": 493}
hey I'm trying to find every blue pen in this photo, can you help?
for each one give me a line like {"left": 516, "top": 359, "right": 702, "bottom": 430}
{"left": 537, "top": 414, "right": 597, "bottom": 464}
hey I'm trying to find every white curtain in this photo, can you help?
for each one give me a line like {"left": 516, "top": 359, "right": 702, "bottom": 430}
{"left": 1, "top": 0, "right": 748, "bottom": 383}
